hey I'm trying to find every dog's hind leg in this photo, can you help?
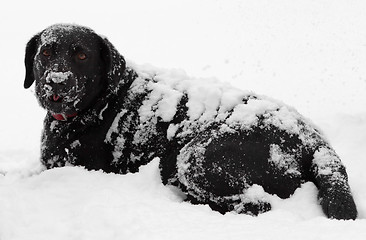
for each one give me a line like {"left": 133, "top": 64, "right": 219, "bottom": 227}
{"left": 176, "top": 127, "right": 303, "bottom": 215}
{"left": 184, "top": 185, "right": 272, "bottom": 215}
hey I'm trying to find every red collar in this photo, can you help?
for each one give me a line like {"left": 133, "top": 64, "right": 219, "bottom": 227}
{"left": 52, "top": 113, "right": 78, "bottom": 121}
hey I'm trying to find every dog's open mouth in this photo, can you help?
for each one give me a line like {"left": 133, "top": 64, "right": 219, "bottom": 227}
{"left": 49, "top": 95, "right": 63, "bottom": 103}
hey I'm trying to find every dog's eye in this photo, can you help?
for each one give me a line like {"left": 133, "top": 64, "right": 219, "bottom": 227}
{"left": 42, "top": 49, "right": 51, "bottom": 57}
{"left": 77, "top": 52, "right": 87, "bottom": 60}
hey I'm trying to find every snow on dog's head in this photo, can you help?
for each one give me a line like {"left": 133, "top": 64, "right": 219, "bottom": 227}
{"left": 24, "top": 24, "right": 124, "bottom": 119}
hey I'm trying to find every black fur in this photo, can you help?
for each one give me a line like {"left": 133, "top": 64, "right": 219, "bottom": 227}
{"left": 24, "top": 24, "right": 358, "bottom": 219}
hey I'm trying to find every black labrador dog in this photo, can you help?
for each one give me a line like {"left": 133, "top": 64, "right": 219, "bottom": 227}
{"left": 24, "top": 24, "right": 357, "bottom": 219}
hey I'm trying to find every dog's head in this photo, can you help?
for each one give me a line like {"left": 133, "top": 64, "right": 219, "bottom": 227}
{"left": 24, "top": 24, "right": 125, "bottom": 118}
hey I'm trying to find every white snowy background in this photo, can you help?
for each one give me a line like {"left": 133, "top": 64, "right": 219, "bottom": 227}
{"left": 0, "top": 0, "right": 366, "bottom": 239}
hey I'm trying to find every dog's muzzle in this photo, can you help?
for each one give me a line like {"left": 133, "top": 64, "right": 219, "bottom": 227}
{"left": 46, "top": 71, "right": 73, "bottom": 84}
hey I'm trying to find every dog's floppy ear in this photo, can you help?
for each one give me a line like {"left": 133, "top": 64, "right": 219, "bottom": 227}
{"left": 99, "top": 36, "right": 126, "bottom": 91}
{"left": 24, "top": 34, "right": 39, "bottom": 89}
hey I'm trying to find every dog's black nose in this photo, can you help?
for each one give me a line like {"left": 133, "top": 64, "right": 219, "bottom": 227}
{"left": 46, "top": 71, "right": 72, "bottom": 84}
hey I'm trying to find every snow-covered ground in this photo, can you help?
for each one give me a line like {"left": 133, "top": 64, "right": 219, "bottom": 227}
{"left": 0, "top": 0, "right": 365, "bottom": 239}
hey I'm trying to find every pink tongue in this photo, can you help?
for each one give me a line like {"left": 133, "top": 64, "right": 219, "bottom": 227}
{"left": 53, "top": 95, "right": 60, "bottom": 101}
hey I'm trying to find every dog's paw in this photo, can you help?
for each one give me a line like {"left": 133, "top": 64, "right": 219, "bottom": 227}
{"left": 232, "top": 200, "right": 272, "bottom": 216}
{"left": 319, "top": 187, "right": 357, "bottom": 220}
